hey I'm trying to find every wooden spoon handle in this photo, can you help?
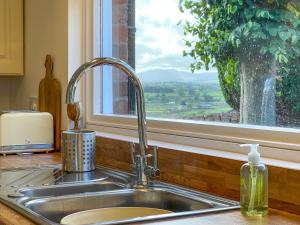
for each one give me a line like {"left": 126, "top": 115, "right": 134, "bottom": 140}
{"left": 44, "top": 54, "right": 53, "bottom": 78}
{"left": 67, "top": 102, "right": 82, "bottom": 130}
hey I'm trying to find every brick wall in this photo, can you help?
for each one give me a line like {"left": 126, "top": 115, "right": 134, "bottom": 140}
{"left": 112, "top": 0, "right": 129, "bottom": 114}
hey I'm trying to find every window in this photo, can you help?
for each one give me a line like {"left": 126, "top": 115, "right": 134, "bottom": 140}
{"left": 85, "top": 0, "right": 300, "bottom": 161}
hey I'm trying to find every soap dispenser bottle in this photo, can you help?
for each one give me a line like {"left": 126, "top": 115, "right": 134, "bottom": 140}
{"left": 240, "top": 144, "right": 268, "bottom": 216}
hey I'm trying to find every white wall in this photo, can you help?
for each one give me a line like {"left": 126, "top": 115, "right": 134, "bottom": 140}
{"left": 0, "top": 78, "right": 11, "bottom": 111}
{"left": 9, "top": 0, "right": 69, "bottom": 129}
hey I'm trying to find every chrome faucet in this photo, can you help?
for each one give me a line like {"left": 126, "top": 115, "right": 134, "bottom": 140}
{"left": 66, "top": 57, "right": 159, "bottom": 188}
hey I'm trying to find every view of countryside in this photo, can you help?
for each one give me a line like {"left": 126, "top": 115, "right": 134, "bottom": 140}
{"left": 139, "top": 70, "right": 230, "bottom": 119}
{"left": 135, "top": 0, "right": 232, "bottom": 120}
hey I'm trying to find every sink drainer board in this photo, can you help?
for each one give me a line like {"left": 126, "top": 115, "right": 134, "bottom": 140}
{"left": 19, "top": 182, "right": 126, "bottom": 198}
{"left": 23, "top": 188, "right": 239, "bottom": 224}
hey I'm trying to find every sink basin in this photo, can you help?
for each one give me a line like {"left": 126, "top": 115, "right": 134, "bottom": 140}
{"left": 23, "top": 188, "right": 235, "bottom": 224}
{"left": 19, "top": 182, "right": 126, "bottom": 198}
{"left": 60, "top": 207, "right": 172, "bottom": 225}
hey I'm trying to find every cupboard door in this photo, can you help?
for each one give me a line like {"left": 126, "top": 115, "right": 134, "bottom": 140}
{"left": 0, "top": 0, "right": 23, "bottom": 75}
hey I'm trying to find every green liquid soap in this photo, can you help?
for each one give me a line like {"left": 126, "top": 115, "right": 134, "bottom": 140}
{"left": 240, "top": 144, "right": 268, "bottom": 217}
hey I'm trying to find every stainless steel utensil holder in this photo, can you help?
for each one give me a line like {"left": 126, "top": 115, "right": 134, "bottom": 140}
{"left": 62, "top": 130, "right": 96, "bottom": 172}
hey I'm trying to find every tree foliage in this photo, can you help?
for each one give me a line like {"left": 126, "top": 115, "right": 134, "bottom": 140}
{"left": 277, "top": 57, "right": 300, "bottom": 115}
{"left": 180, "top": 0, "right": 300, "bottom": 111}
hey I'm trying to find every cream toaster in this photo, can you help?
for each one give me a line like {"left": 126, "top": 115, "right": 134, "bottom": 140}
{"left": 0, "top": 111, "right": 54, "bottom": 155}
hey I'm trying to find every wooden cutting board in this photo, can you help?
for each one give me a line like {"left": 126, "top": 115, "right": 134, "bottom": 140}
{"left": 39, "top": 55, "right": 61, "bottom": 151}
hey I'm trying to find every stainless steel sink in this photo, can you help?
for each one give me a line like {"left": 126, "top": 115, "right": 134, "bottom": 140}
{"left": 19, "top": 182, "right": 126, "bottom": 198}
{"left": 23, "top": 188, "right": 214, "bottom": 223}
{"left": 0, "top": 166, "right": 239, "bottom": 225}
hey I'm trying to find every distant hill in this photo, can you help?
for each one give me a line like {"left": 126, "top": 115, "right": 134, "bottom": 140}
{"left": 137, "top": 69, "right": 218, "bottom": 84}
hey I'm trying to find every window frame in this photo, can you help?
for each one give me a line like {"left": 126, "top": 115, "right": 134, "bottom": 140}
{"left": 82, "top": 0, "right": 300, "bottom": 163}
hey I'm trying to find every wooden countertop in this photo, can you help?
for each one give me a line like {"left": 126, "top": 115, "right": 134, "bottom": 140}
{"left": 0, "top": 152, "right": 61, "bottom": 169}
{"left": 140, "top": 209, "right": 300, "bottom": 225}
{"left": 0, "top": 153, "right": 300, "bottom": 225}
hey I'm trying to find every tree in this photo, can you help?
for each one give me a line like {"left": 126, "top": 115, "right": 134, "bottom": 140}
{"left": 180, "top": 0, "right": 300, "bottom": 125}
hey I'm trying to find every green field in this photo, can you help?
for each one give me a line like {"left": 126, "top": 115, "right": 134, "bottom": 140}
{"left": 143, "top": 82, "right": 232, "bottom": 119}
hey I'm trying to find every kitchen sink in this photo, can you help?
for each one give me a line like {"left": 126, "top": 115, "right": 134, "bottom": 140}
{"left": 0, "top": 166, "right": 239, "bottom": 225}
{"left": 23, "top": 188, "right": 215, "bottom": 223}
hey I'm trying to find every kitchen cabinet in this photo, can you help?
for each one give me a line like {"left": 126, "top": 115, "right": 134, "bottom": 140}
{"left": 0, "top": 0, "right": 23, "bottom": 75}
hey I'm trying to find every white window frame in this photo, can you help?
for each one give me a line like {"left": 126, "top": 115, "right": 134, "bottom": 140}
{"left": 92, "top": 0, "right": 113, "bottom": 114}
{"left": 82, "top": 0, "right": 300, "bottom": 163}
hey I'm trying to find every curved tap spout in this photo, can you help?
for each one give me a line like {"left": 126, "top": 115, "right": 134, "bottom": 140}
{"left": 66, "top": 57, "right": 148, "bottom": 156}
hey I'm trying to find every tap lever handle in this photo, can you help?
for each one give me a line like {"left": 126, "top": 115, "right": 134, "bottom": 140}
{"left": 153, "top": 146, "right": 159, "bottom": 169}
{"left": 130, "top": 142, "right": 136, "bottom": 164}
{"left": 146, "top": 146, "right": 160, "bottom": 177}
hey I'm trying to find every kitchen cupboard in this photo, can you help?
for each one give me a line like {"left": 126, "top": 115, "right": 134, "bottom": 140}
{"left": 0, "top": 0, "right": 23, "bottom": 75}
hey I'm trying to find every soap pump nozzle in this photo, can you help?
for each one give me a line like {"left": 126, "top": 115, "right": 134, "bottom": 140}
{"left": 240, "top": 144, "right": 260, "bottom": 165}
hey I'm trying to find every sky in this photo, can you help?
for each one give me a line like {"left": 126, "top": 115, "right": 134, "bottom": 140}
{"left": 135, "top": 0, "right": 196, "bottom": 73}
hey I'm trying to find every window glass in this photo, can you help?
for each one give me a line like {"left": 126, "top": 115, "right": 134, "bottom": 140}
{"left": 135, "top": 0, "right": 231, "bottom": 121}
{"left": 94, "top": 0, "right": 300, "bottom": 128}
